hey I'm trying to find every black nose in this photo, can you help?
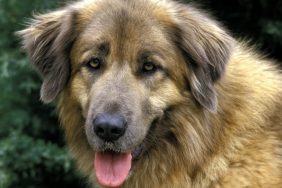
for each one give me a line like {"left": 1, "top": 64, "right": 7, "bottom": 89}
{"left": 93, "top": 113, "right": 127, "bottom": 142}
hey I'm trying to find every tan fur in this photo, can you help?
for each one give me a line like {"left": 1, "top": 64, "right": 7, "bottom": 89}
{"left": 19, "top": 0, "right": 282, "bottom": 187}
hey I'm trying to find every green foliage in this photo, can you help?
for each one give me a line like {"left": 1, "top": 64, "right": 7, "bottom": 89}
{"left": 0, "top": 0, "right": 85, "bottom": 188}
{"left": 0, "top": 0, "right": 281, "bottom": 188}
{"left": 0, "top": 0, "right": 63, "bottom": 49}
{"left": 0, "top": 133, "right": 82, "bottom": 188}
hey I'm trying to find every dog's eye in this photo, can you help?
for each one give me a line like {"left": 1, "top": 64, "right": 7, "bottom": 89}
{"left": 142, "top": 62, "right": 157, "bottom": 73}
{"left": 87, "top": 58, "right": 102, "bottom": 69}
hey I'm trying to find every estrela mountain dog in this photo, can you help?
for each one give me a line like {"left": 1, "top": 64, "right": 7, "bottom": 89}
{"left": 18, "top": 0, "right": 282, "bottom": 187}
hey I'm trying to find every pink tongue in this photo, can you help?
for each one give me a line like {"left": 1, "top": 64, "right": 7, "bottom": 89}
{"left": 95, "top": 151, "right": 132, "bottom": 187}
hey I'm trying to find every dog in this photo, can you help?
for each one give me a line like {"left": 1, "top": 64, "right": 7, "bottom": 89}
{"left": 18, "top": 0, "right": 282, "bottom": 187}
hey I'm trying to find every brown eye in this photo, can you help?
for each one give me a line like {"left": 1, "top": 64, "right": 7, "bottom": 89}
{"left": 87, "top": 58, "right": 102, "bottom": 69}
{"left": 142, "top": 62, "right": 157, "bottom": 73}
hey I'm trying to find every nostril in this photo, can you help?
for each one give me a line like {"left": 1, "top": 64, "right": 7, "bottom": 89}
{"left": 96, "top": 127, "right": 105, "bottom": 135}
{"left": 111, "top": 127, "right": 123, "bottom": 135}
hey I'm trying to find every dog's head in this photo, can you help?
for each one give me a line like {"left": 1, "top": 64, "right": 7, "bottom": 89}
{"left": 18, "top": 0, "right": 233, "bottom": 187}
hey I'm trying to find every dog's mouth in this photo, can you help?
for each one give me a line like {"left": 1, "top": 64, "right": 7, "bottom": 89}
{"left": 93, "top": 118, "right": 159, "bottom": 187}
{"left": 94, "top": 144, "right": 144, "bottom": 187}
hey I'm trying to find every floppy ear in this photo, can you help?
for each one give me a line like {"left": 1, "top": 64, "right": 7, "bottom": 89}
{"left": 174, "top": 5, "right": 234, "bottom": 112}
{"left": 17, "top": 8, "right": 77, "bottom": 103}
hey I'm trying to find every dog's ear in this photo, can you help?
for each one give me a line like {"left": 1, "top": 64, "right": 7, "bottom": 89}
{"left": 173, "top": 5, "right": 234, "bottom": 112}
{"left": 17, "top": 8, "right": 77, "bottom": 103}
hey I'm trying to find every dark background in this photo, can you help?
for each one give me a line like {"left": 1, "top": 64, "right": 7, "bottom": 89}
{"left": 0, "top": 0, "right": 281, "bottom": 187}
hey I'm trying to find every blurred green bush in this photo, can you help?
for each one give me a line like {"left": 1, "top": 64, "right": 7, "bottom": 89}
{"left": 0, "top": 1, "right": 85, "bottom": 188}
{"left": 0, "top": 0, "right": 281, "bottom": 188}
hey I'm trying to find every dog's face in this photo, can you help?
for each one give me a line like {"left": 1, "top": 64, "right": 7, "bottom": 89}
{"left": 19, "top": 0, "right": 233, "bottom": 187}
{"left": 71, "top": 4, "right": 186, "bottom": 153}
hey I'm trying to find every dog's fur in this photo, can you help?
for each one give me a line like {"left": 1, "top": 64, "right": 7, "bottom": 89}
{"left": 18, "top": 0, "right": 282, "bottom": 187}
